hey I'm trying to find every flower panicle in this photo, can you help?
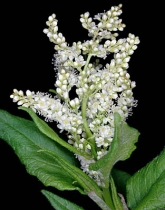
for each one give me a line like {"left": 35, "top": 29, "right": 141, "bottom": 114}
{"left": 11, "top": 5, "right": 140, "bottom": 186}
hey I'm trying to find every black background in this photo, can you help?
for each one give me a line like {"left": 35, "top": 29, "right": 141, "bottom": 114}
{"left": 0, "top": 1, "right": 164, "bottom": 209}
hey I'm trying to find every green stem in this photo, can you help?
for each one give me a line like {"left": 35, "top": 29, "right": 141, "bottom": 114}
{"left": 82, "top": 96, "right": 93, "bottom": 139}
{"left": 82, "top": 96, "right": 97, "bottom": 158}
{"left": 109, "top": 176, "right": 124, "bottom": 210}
{"left": 81, "top": 53, "right": 97, "bottom": 158}
{"left": 81, "top": 53, "right": 92, "bottom": 135}
{"left": 102, "top": 187, "right": 115, "bottom": 210}
{"left": 83, "top": 53, "right": 92, "bottom": 72}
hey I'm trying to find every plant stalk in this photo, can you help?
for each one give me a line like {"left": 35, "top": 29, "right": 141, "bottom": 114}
{"left": 102, "top": 187, "right": 115, "bottom": 210}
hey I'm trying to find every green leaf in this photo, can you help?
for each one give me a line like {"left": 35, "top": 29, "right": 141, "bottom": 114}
{"left": 126, "top": 148, "right": 165, "bottom": 210}
{"left": 18, "top": 107, "right": 91, "bottom": 159}
{"left": 89, "top": 112, "right": 140, "bottom": 187}
{"left": 0, "top": 109, "right": 84, "bottom": 193}
{"left": 41, "top": 190, "right": 84, "bottom": 210}
{"left": 39, "top": 149, "right": 103, "bottom": 199}
{"left": 111, "top": 168, "right": 131, "bottom": 196}
{"left": 40, "top": 149, "right": 111, "bottom": 209}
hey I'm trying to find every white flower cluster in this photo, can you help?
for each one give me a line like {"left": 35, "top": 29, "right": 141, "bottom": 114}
{"left": 80, "top": 4, "right": 124, "bottom": 38}
{"left": 10, "top": 4, "right": 140, "bottom": 186}
{"left": 10, "top": 89, "right": 83, "bottom": 134}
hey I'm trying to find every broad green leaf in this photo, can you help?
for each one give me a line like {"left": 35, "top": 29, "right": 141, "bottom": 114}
{"left": 0, "top": 109, "right": 84, "bottom": 193}
{"left": 111, "top": 168, "right": 131, "bottom": 196}
{"left": 126, "top": 148, "right": 165, "bottom": 210}
{"left": 89, "top": 112, "right": 140, "bottom": 187}
{"left": 41, "top": 190, "right": 84, "bottom": 210}
{"left": 40, "top": 149, "right": 110, "bottom": 209}
{"left": 39, "top": 149, "right": 103, "bottom": 199}
{"left": 18, "top": 107, "right": 91, "bottom": 159}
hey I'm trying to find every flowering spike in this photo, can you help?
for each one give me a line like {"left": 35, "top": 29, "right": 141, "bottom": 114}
{"left": 11, "top": 5, "right": 140, "bottom": 186}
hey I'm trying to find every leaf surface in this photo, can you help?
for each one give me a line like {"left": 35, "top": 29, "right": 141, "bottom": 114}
{"left": 0, "top": 109, "right": 84, "bottom": 193}
{"left": 42, "top": 190, "right": 84, "bottom": 210}
{"left": 126, "top": 148, "right": 165, "bottom": 210}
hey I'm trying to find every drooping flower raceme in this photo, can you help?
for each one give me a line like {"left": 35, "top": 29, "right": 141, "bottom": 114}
{"left": 10, "top": 4, "right": 140, "bottom": 186}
